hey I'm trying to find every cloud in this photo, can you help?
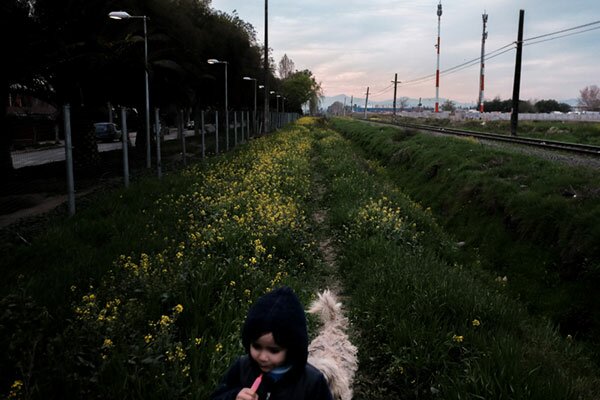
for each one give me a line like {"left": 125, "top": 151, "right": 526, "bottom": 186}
{"left": 211, "top": 0, "right": 600, "bottom": 102}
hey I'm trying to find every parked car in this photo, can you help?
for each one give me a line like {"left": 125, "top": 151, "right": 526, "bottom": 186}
{"left": 94, "top": 122, "right": 122, "bottom": 142}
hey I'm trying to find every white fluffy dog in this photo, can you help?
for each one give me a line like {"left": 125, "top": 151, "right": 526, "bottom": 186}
{"left": 307, "top": 290, "right": 358, "bottom": 400}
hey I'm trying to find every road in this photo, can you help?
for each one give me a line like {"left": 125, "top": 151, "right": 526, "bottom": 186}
{"left": 10, "top": 129, "right": 195, "bottom": 169}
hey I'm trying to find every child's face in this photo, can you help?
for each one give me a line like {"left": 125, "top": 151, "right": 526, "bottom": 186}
{"left": 250, "top": 332, "right": 287, "bottom": 372}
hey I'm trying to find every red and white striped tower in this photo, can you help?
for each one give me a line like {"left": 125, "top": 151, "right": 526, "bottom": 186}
{"left": 435, "top": 2, "right": 442, "bottom": 113}
{"left": 479, "top": 12, "right": 488, "bottom": 113}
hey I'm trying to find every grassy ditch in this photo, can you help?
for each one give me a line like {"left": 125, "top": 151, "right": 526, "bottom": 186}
{"left": 0, "top": 123, "right": 325, "bottom": 399}
{"left": 329, "top": 117, "right": 600, "bottom": 360}
{"left": 309, "top": 119, "right": 600, "bottom": 399}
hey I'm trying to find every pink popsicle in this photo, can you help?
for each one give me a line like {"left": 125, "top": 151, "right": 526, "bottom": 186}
{"left": 250, "top": 373, "right": 263, "bottom": 392}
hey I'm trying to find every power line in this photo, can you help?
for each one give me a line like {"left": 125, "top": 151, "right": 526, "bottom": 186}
{"left": 370, "top": 82, "right": 394, "bottom": 96}
{"left": 357, "top": 19, "right": 600, "bottom": 96}
{"left": 399, "top": 41, "right": 515, "bottom": 86}
{"left": 524, "top": 25, "right": 600, "bottom": 47}
{"left": 523, "top": 19, "right": 600, "bottom": 42}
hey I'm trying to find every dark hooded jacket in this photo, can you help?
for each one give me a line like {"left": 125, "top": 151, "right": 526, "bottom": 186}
{"left": 211, "top": 287, "right": 333, "bottom": 400}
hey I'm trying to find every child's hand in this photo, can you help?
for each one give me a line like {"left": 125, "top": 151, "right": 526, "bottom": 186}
{"left": 235, "top": 388, "right": 258, "bottom": 400}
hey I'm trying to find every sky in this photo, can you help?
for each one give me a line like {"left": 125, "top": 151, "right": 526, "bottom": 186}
{"left": 210, "top": 0, "right": 600, "bottom": 105}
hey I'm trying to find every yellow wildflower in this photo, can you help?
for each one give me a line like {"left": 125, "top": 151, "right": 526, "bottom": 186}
{"left": 452, "top": 335, "right": 464, "bottom": 343}
{"left": 144, "top": 334, "right": 153, "bottom": 344}
{"left": 159, "top": 315, "right": 172, "bottom": 327}
{"left": 215, "top": 343, "right": 223, "bottom": 352}
{"left": 173, "top": 304, "right": 184, "bottom": 314}
{"left": 9, "top": 380, "right": 24, "bottom": 399}
{"left": 103, "top": 338, "right": 114, "bottom": 348}
{"left": 472, "top": 319, "right": 481, "bottom": 327}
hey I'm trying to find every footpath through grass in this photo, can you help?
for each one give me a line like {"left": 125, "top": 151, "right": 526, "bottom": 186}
{"left": 1, "top": 117, "right": 599, "bottom": 399}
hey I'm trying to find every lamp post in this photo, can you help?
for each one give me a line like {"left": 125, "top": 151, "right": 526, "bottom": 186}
{"left": 109, "top": 11, "right": 151, "bottom": 169}
{"left": 243, "top": 77, "right": 257, "bottom": 135}
{"left": 264, "top": 0, "right": 269, "bottom": 134}
{"left": 208, "top": 59, "right": 229, "bottom": 150}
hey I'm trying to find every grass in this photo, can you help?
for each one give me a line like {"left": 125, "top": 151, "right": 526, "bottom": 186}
{"left": 1, "top": 117, "right": 599, "bottom": 399}
{"left": 378, "top": 115, "right": 600, "bottom": 145}
{"left": 329, "top": 117, "right": 600, "bottom": 359}
{"left": 310, "top": 120, "right": 600, "bottom": 399}
{"left": 0, "top": 123, "right": 325, "bottom": 399}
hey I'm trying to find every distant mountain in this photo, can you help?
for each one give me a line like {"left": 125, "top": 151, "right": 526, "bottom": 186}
{"left": 321, "top": 94, "right": 476, "bottom": 110}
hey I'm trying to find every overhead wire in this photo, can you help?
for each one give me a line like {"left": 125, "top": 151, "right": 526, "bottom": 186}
{"left": 397, "top": 18, "right": 599, "bottom": 89}
{"left": 524, "top": 25, "right": 600, "bottom": 47}
{"left": 523, "top": 19, "right": 600, "bottom": 42}
{"left": 359, "top": 18, "right": 599, "bottom": 99}
{"left": 399, "top": 41, "right": 516, "bottom": 87}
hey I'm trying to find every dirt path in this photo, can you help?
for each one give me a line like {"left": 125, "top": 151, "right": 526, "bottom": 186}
{"left": 311, "top": 157, "right": 345, "bottom": 296}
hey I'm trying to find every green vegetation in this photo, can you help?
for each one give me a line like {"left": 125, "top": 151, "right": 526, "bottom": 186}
{"left": 1, "top": 125, "right": 325, "bottom": 398}
{"left": 311, "top": 121, "right": 599, "bottom": 398}
{"left": 384, "top": 115, "right": 600, "bottom": 145}
{"left": 2, "top": 117, "right": 599, "bottom": 398}
{"left": 329, "top": 117, "right": 600, "bottom": 360}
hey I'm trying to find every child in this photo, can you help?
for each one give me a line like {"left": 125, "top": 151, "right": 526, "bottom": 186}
{"left": 211, "top": 286, "right": 333, "bottom": 400}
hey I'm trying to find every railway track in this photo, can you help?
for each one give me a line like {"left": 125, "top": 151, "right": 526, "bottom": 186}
{"left": 361, "top": 118, "right": 600, "bottom": 157}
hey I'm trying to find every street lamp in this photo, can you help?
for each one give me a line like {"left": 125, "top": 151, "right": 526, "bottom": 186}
{"left": 243, "top": 77, "right": 257, "bottom": 135}
{"left": 109, "top": 11, "right": 152, "bottom": 169}
{"left": 208, "top": 59, "right": 229, "bottom": 150}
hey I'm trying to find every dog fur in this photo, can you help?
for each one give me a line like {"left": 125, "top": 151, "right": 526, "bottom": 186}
{"left": 307, "top": 290, "right": 358, "bottom": 400}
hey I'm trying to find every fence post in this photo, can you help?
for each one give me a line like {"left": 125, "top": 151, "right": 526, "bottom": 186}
{"left": 121, "top": 107, "right": 130, "bottom": 187}
{"left": 201, "top": 110, "right": 205, "bottom": 159}
{"left": 234, "top": 112, "right": 238, "bottom": 147}
{"left": 246, "top": 111, "right": 250, "bottom": 141}
{"left": 179, "top": 109, "right": 187, "bottom": 166}
{"left": 155, "top": 108, "right": 162, "bottom": 178}
{"left": 63, "top": 104, "right": 75, "bottom": 216}
{"left": 215, "top": 110, "right": 219, "bottom": 154}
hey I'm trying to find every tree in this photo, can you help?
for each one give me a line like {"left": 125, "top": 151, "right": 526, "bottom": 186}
{"left": 278, "top": 54, "right": 295, "bottom": 80}
{"left": 578, "top": 85, "right": 600, "bottom": 111}
{"left": 327, "top": 101, "right": 345, "bottom": 115}
{"left": 280, "top": 70, "right": 322, "bottom": 114}
{"left": 1, "top": 0, "right": 270, "bottom": 174}
{"left": 483, "top": 97, "right": 535, "bottom": 113}
{"left": 535, "top": 99, "right": 571, "bottom": 113}
{"left": 398, "top": 97, "right": 409, "bottom": 111}
{"left": 441, "top": 99, "right": 456, "bottom": 112}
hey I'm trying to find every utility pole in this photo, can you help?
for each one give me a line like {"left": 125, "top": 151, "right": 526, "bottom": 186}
{"left": 510, "top": 9, "right": 524, "bottom": 136}
{"left": 343, "top": 97, "right": 346, "bottom": 116}
{"left": 435, "top": 1, "right": 443, "bottom": 113}
{"left": 263, "top": 0, "right": 269, "bottom": 134}
{"left": 392, "top": 73, "right": 400, "bottom": 117}
{"left": 479, "top": 12, "right": 488, "bottom": 113}
{"left": 350, "top": 95, "right": 353, "bottom": 115}
{"left": 364, "top": 87, "right": 370, "bottom": 119}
